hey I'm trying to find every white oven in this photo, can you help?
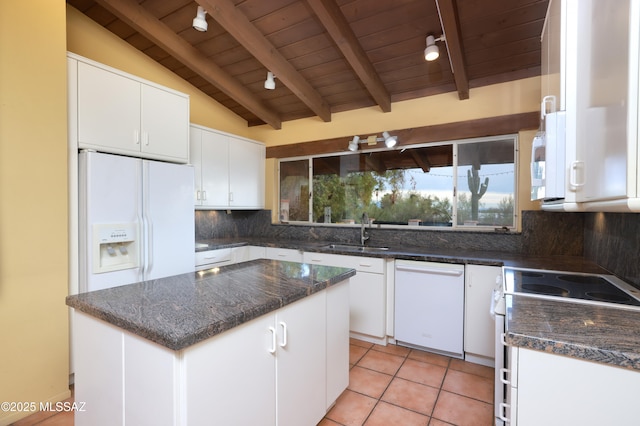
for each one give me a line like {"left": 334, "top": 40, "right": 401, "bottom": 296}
{"left": 490, "top": 274, "right": 511, "bottom": 425}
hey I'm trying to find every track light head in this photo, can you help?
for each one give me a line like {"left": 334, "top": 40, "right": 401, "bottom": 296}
{"left": 424, "top": 35, "right": 440, "bottom": 61}
{"left": 348, "top": 136, "right": 360, "bottom": 152}
{"left": 383, "top": 131, "right": 397, "bottom": 148}
{"left": 264, "top": 71, "right": 276, "bottom": 90}
{"left": 192, "top": 6, "right": 208, "bottom": 32}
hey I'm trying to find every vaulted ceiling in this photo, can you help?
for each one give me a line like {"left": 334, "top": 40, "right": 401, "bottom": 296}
{"left": 67, "top": 0, "right": 549, "bottom": 130}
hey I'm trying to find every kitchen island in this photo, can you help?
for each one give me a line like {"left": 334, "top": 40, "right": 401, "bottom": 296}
{"left": 66, "top": 259, "right": 355, "bottom": 426}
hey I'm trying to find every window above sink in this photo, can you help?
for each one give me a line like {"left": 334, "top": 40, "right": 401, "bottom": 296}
{"left": 278, "top": 135, "right": 517, "bottom": 230}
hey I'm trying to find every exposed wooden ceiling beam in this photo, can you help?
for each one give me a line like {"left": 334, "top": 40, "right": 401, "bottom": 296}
{"left": 409, "top": 150, "right": 432, "bottom": 173}
{"left": 364, "top": 153, "right": 387, "bottom": 174}
{"left": 436, "top": 0, "right": 469, "bottom": 100}
{"left": 94, "top": 0, "right": 282, "bottom": 129}
{"left": 306, "top": 0, "right": 391, "bottom": 113}
{"left": 266, "top": 112, "right": 539, "bottom": 158}
{"left": 198, "top": 0, "right": 332, "bottom": 123}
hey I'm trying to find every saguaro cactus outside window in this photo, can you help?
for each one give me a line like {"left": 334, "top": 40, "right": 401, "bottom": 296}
{"left": 467, "top": 168, "right": 488, "bottom": 221}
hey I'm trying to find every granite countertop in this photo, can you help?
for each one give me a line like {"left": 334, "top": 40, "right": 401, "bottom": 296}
{"left": 505, "top": 295, "right": 640, "bottom": 371}
{"left": 66, "top": 259, "right": 355, "bottom": 351}
{"left": 196, "top": 237, "right": 611, "bottom": 273}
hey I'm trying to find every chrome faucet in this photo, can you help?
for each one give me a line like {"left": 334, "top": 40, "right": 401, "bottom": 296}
{"left": 360, "top": 212, "right": 370, "bottom": 246}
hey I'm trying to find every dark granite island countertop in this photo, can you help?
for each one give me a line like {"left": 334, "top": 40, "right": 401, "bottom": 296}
{"left": 66, "top": 259, "right": 356, "bottom": 351}
{"left": 505, "top": 295, "right": 640, "bottom": 371}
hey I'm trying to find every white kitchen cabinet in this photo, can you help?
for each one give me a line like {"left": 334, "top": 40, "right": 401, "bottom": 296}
{"left": 326, "top": 279, "right": 350, "bottom": 408}
{"left": 540, "top": 1, "right": 640, "bottom": 211}
{"left": 266, "top": 247, "right": 304, "bottom": 262}
{"left": 71, "top": 54, "right": 189, "bottom": 163}
{"left": 571, "top": 0, "right": 640, "bottom": 208}
{"left": 510, "top": 347, "right": 640, "bottom": 426}
{"left": 190, "top": 126, "right": 228, "bottom": 207}
{"left": 183, "top": 311, "right": 276, "bottom": 425}
{"left": 303, "top": 251, "right": 388, "bottom": 341}
{"left": 190, "top": 124, "right": 265, "bottom": 209}
{"left": 464, "top": 265, "right": 500, "bottom": 366}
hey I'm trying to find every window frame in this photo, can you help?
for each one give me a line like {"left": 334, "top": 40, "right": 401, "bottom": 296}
{"left": 277, "top": 134, "right": 519, "bottom": 231}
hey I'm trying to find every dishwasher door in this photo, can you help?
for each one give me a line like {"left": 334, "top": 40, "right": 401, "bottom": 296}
{"left": 394, "top": 260, "right": 465, "bottom": 358}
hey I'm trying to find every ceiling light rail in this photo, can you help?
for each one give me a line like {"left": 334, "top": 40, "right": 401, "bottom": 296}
{"left": 348, "top": 132, "right": 398, "bottom": 152}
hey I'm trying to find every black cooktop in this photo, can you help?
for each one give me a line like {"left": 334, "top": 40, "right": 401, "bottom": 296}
{"left": 503, "top": 268, "right": 640, "bottom": 308}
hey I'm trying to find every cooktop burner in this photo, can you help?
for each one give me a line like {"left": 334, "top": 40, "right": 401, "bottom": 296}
{"left": 503, "top": 267, "right": 640, "bottom": 308}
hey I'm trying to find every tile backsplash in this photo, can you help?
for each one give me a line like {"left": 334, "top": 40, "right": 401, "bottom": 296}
{"left": 195, "top": 209, "right": 640, "bottom": 287}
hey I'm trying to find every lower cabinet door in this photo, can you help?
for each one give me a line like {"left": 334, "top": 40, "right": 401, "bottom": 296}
{"left": 183, "top": 314, "right": 276, "bottom": 426}
{"left": 276, "top": 291, "right": 327, "bottom": 426}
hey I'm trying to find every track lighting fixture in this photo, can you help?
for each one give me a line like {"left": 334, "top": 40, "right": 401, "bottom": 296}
{"left": 192, "top": 6, "right": 208, "bottom": 32}
{"left": 348, "top": 136, "right": 360, "bottom": 152}
{"left": 347, "top": 132, "right": 398, "bottom": 151}
{"left": 424, "top": 35, "right": 444, "bottom": 61}
{"left": 264, "top": 71, "right": 276, "bottom": 90}
{"left": 382, "top": 131, "right": 397, "bottom": 148}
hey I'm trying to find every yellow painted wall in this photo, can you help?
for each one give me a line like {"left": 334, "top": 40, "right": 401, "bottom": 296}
{"left": 0, "top": 1, "right": 71, "bottom": 424}
{"left": 66, "top": 5, "right": 252, "bottom": 139}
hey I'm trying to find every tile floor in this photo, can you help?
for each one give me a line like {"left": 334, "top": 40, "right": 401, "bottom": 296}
{"left": 321, "top": 338, "right": 494, "bottom": 426}
{"left": 11, "top": 339, "right": 494, "bottom": 426}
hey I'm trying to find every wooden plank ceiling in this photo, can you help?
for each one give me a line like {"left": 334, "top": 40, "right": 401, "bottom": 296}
{"left": 67, "top": 0, "right": 548, "bottom": 130}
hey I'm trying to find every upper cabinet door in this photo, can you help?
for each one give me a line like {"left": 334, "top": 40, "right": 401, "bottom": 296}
{"left": 72, "top": 54, "right": 190, "bottom": 163}
{"left": 229, "top": 138, "right": 265, "bottom": 208}
{"left": 201, "top": 129, "right": 230, "bottom": 208}
{"left": 141, "top": 84, "right": 189, "bottom": 161}
{"left": 77, "top": 62, "right": 141, "bottom": 154}
{"left": 574, "top": 0, "right": 636, "bottom": 202}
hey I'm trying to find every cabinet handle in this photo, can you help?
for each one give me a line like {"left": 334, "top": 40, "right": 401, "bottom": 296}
{"left": 498, "top": 402, "right": 511, "bottom": 423}
{"left": 143, "top": 131, "right": 149, "bottom": 146}
{"left": 500, "top": 367, "right": 511, "bottom": 385}
{"left": 268, "top": 326, "right": 276, "bottom": 354}
{"left": 279, "top": 321, "right": 287, "bottom": 348}
{"left": 202, "top": 190, "right": 207, "bottom": 201}
{"left": 501, "top": 332, "right": 508, "bottom": 346}
{"left": 570, "top": 161, "right": 585, "bottom": 188}
{"left": 541, "top": 95, "right": 556, "bottom": 119}
{"left": 134, "top": 129, "right": 140, "bottom": 145}
{"left": 229, "top": 192, "right": 234, "bottom": 202}
{"left": 196, "top": 190, "right": 201, "bottom": 201}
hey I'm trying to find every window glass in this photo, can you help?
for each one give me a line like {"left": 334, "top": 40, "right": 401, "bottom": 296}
{"left": 279, "top": 136, "right": 516, "bottom": 229}
{"left": 279, "top": 160, "right": 309, "bottom": 221}
{"left": 456, "top": 140, "right": 515, "bottom": 227}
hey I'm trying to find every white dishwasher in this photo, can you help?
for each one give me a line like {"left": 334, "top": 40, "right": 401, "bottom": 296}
{"left": 394, "top": 260, "right": 464, "bottom": 358}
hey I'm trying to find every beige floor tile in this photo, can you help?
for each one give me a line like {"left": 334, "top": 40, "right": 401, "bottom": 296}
{"left": 325, "top": 389, "right": 377, "bottom": 426}
{"left": 396, "top": 358, "right": 447, "bottom": 388}
{"left": 380, "top": 377, "right": 439, "bottom": 416}
{"left": 449, "top": 358, "right": 494, "bottom": 379}
{"left": 371, "top": 343, "right": 410, "bottom": 357}
{"left": 357, "top": 349, "right": 405, "bottom": 375}
{"left": 442, "top": 369, "right": 494, "bottom": 403}
{"left": 37, "top": 410, "right": 74, "bottom": 426}
{"left": 407, "top": 349, "right": 451, "bottom": 367}
{"left": 432, "top": 390, "right": 493, "bottom": 426}
{"left": 350, "top": 338, "right": 374, "bottom": 349}
{"left": 350, "top": 344, "right": 369, "bottom": 365}
{"left": 348, "top": 366, "right": 394, "bottom": 399}
{"left": 363, "top": 401, "right": 430, "bottom": 426}
{"left": 317, "top": 418, "right": 342, "bottom": 426}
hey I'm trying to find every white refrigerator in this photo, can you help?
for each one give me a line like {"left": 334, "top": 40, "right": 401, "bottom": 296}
{"left": 78, "top": 151, "right": 194, "bottom": 292}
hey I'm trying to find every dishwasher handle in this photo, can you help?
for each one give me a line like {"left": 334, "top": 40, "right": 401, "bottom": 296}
{"left": 395, "top": 264, "right": 463, "bottom": 276}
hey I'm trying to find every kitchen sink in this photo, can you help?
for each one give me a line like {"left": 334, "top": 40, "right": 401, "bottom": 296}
{"left": 324, "top": 243, "right": 389, "bottom": 252}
